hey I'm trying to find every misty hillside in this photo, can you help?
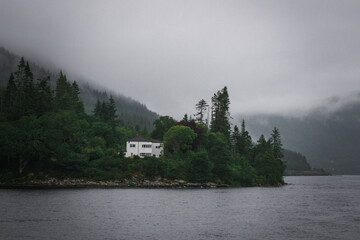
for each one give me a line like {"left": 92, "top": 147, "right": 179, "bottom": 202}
{"left": 0, "top": 47, "right": 158, "bottom": 130}
{"left": 238, "top": 100, "right": 360, "bottom": 174}
{"left": 283, "top": 149, "right": 311, "bottom": 171}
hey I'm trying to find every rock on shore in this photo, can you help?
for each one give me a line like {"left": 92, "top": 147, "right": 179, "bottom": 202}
{"left": 0, "top": 177, "right": 229, "bottom": 189}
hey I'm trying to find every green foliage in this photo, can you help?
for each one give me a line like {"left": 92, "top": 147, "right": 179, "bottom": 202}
{"left": 93, "top": 96, "right": 117, "bottom": 128}
{"left": 3, "top": 73, "right": 17, "bottom": 118}
{"left": 151, "top": 115, "right": 176, "bottom": 140}
{"left": 158, "top": 155, "right": 188, "bottom": 180}
{"left": 252, "top": 134, "right": 285, "bottom": 185}
{"left": 176, "top": 119, "right": 206, "bottom": 150}
{"left": 231, "top": 120, "right": 253, "bottom": 165}
{"left": 54, "top": 72, "right": 84, "bottom": 113}
{"left": 163, "top": 126, "right": 197, "bottom": 153}
{"left": 253, "top": 151, "right": 285, "bottom": 185}
{"left": 270, "top": 127, "right": 284, "bottom": 159}
{"left": 186, "top": 150, "right": 213, "bottom": 183}
{"left": 208, "top": 132, "right": 232, "bottom": 183}
{"left": 0, "top": 59, "right": 286, "bottom": 186}
{"left": 35, "top": 77, "right": 53, "bottom": 116}
{"left": 88, "top": 122, "right": 114, "bottom": 146}
{"left": 151, "top": 86, "right": 286, "bottom": 186}
{"left": 211, "top": 86, "right": 231, "bottom": 142}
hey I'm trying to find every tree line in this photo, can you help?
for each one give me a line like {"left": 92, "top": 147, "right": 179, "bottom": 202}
{"left": 151, "top": 86, "right": 286, "bottom": 185}
{"left": 0, "top": 57, "right": 145, "bottom": 180}
{"left": 0, "top": 58, "right": 285, "bottom": 186}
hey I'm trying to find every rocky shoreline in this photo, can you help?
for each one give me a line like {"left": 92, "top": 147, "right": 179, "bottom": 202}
{"left": 0, "top": 177, "right": 230, "bottom": 189}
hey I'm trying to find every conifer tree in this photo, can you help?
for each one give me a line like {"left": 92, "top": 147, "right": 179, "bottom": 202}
{"left": 14, "top": 57, "right": 26, "bottom": 89}
{"left": 6, "top": 57, "right": 36, "bottom": 117}
{"left": 107, "top": 96, "right": 117, "bottom": 120}
{"left": 13, "top": 57, "right": 27, "bottom": 117}
{"left": 195, "top": 99, "right": 208, "bottom": 125}
{"left": 35, "top": 76, "right": 53, "bottom": 116}
{"left": 231, "top": 125, "right": 241, "bottom": 153}
{"left": 253, "top": 133, "right": 285, "bottom": 185}
{"left": 54, "top": 71, "right": 74, "bottom": 111}
{"left": 71, "top": 81, "right": 80, "bottom": 102}
{"left": 93, "top": 99, "right": 102, "bottom": 117}
{"left": 4, "top": 73, "right": 17, "bottom": 117}
{"left": 107, "top": 95, "right": 117, "bottom": 129}
{"left": 71, "top": 81, "right": 84, "bottom": 113}
{"left": 270, "top": 127, "right": 284, "bottom": 160}
{"left": 151, "top": 116, "right": 176, "bottom": 140}
{"left": 93, "top": 96, "right": 117, "bottom": 126}
{"left": 238, "top": 120, "right": 253, "bottom": 157}
{"left": 23, "top": 61, "right": 35, "bottom": 115}
{"left": 210, "top": 86, "right": 231, "bottom": 141}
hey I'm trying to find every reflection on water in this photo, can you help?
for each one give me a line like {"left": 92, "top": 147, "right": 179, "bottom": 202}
{"left": 1, "top": 176, "right": 359, "bottom": 240}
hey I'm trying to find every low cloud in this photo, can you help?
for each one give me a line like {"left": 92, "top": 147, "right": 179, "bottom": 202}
{"left": 1, "top": 0, "right": 359, "bottom": 119}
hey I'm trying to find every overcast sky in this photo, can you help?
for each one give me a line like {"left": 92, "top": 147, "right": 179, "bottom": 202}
{"left": 1, "top": 0, "right": 360, "bottom": 119}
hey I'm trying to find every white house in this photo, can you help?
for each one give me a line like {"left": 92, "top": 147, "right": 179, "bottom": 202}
{"left": 125, "top": 136, "right": 163, "bottom": 158}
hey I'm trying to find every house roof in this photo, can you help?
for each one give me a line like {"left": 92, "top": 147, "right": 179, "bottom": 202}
{"left": 128, "top": 136, "right": 162, "bottom": 143}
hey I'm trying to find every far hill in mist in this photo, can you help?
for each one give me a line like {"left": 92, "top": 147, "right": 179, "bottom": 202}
{"left": 283, "top": 149, "right": 311, "bottom": 171}
{"left": 0, "top": 47, "right": 159, "bottom": 130}
{"left": 238, "top": 99, "right": 360, "bottom": 174}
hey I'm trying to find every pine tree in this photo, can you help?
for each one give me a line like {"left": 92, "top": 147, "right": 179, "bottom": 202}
{"left": 107, "top": 95, "right": 117, "bottom": 128}
{"left": 210, "top": 86, "right": 231, "bottom": 141}
{"left": 93, "top": 96, "right": 117, "bottom": 126}
{"left": 194, "top": 99, "right": 208, "bottom": 125}
{"left": 231, "top": 125, "right": 241, "bottom": 153}
{"left": 93, "top": 99, "right": 102, "bottom": 117}
{"left": 4, "top": 73, "right": 17, "bottom": 117}
{"left": 101, "top": 101, "right": 108, "bottom": 120}
{"left": 254, "top": 134, "right": 270, "bottom": 154}
{"left": 253, "top": 133, "right": 285, "bottom": 185}
{"left": 71, "top": 81, "right": 84, "bottom": 113}
{"left": 270, "top": 127, "right": 284, "bottom": 160}
{"left": 71, "top": 81, "right": 80, "bottom": 102}
{"left": 35, "top": 76, "right": 53, "bottom": 116}
{"left": 23, "top": 61, "right": 35, "bottom": 115}
{"left": 14, "top": 57, "right": 26, "bottom": 89}
{"left": 54, "top": 71, "right": 72, "bottom": 111}
{"left": 13, "top": 57, "right": 27, "bottom": 117}
{"left": 238, "top": 120, "right": 253, "bottom": 157}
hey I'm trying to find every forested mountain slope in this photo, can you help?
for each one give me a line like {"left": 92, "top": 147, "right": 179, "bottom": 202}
{"left": 0, "top": 47, "right": 158, "bottom": 130}
{"left": 239, "top": 99, "right": 360, "bottom": 174}
{"left": 283, "top": 149, "right": 312, "bottom": 171}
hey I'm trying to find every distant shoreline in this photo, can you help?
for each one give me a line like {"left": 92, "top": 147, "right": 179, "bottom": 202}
{"left": 284, "top": 170, "right": 331, "bottom": 176}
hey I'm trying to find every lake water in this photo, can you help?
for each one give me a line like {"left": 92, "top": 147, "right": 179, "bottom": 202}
{"left": 1, "top": 176, "right": 360, "bottom": 240}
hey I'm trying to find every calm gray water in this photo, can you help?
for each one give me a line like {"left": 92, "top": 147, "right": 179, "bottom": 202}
{"left": 1, "top": 176, "right": 360, "bottom": 240}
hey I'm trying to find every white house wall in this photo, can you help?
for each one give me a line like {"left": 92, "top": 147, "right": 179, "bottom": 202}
{"left": 125, "top": 141, "right": 162, "bottom": 158}
{"left": 152, "top": 143, "right": 163, "bottom": 157}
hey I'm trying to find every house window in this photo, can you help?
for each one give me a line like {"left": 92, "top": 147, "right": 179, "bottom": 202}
{"left": 142, "top": 144, "right": 152, "bottom": 148}
{"left": 140, "top": 153, "right": 152, "bottom": 156}
{"left": 130, "top": 144, "right": 136, "bottom": 148}
{"left": 155, "top": 146, "right": 161, "bottom": 149}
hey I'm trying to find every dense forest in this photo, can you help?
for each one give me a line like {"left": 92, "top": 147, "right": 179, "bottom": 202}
{"left": 0, "top": 57, "right": 286, "bottom": 186}
{"left": 0, "top": 47, "right": 158, "bottom": 131}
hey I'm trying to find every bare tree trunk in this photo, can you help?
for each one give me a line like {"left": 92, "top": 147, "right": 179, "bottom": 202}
{"left": 19, "top": 155, "right": 28, "bottom": 174}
